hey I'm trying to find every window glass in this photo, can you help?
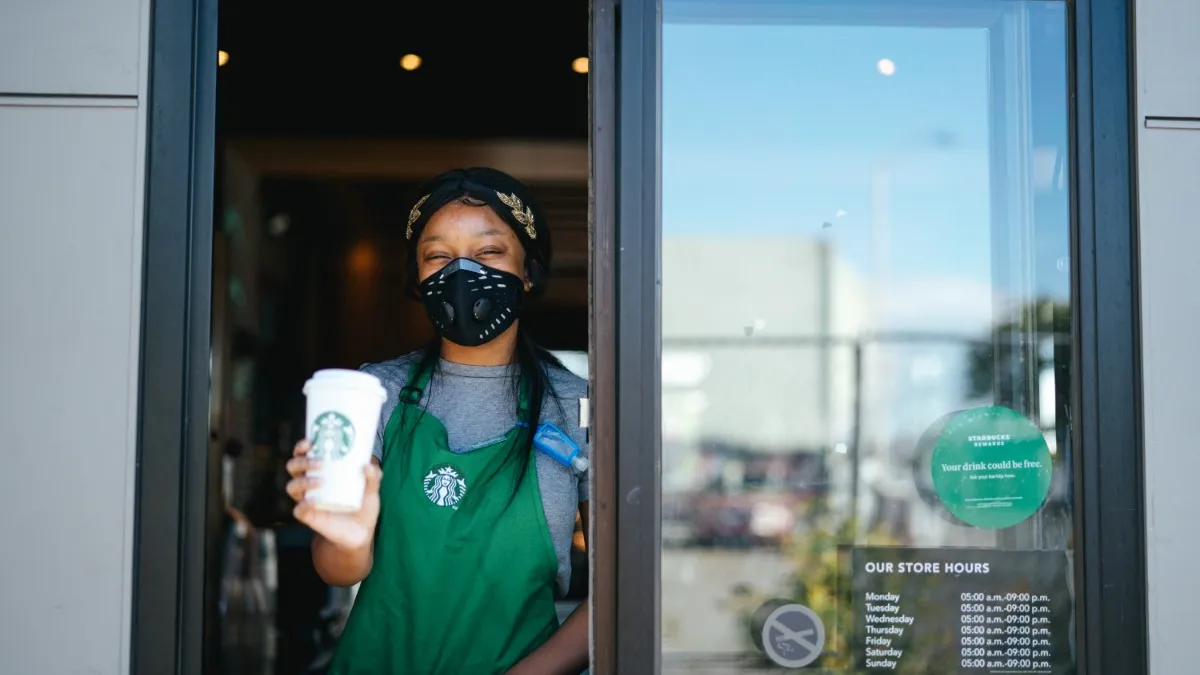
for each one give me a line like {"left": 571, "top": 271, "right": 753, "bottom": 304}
{"left": 660, "top": 2, "right": 1075, "bottom": 672}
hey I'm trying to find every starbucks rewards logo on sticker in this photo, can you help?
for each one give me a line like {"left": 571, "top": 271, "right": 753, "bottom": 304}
{"left": 310, "top": 412, "right": 355, "bottom": 461}
{"left": 423, "top": 464, "right": 467, "bottom": 509}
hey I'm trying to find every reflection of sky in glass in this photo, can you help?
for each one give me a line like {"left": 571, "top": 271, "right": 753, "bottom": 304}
{"left": 663, "top": 10, "right": 1070, "bottom": 311}
{"left": 662, "top": 15, "right": 1072, "bottom": 438}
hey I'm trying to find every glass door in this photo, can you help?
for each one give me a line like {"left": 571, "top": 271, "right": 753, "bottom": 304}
{"left": 657, "top": 1, "right": 1075, "bottom": 672}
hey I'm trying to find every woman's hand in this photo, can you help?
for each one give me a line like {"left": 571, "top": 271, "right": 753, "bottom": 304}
{"left": 285, "top": 439, "right": 382, "bottom": 552}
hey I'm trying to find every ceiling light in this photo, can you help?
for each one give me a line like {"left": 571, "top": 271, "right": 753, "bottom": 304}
{"left": 348, "top": 242, "right": 379, "bottom": 275}
{"left": 876, "top": 58, "right": 896, "bottom": 76}
{"left": 267, "top": 213, "right": 291, "bottom": 237}
{"left": 218, "top": 50, "right": 230, "bottom": 67}
{"left": 572, "top": 57, "right": 589, "bottom": 74}
{"left": 400, "top": 53, "right": 422, "bottom": 71}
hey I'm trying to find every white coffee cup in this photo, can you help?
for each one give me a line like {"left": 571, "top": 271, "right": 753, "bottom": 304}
{"left": 302, "top": 369, "right": 387, "bottom": 512}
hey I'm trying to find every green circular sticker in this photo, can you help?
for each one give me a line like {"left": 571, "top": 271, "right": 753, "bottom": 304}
{"left": 929, "top": 406, "right": 1052, "bottom": 529}
{"left": 310, "top": 411, "right": 355, "bottom": 461}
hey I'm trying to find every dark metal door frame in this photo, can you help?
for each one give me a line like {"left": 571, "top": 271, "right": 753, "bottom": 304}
{"left": 588, "top": 0, "right": 1147, "bottom": 673}
{"left": 133, "top": 0, "right": 217, "bottom": 673}
{"left": 589, "top": 1, "right": 619, "bottom": 673}
{"left": 589, "top": 0, "right": 664, "bottom": 672}
{"left": 1071, "top": 0, "right": 1147, "bottom": 672}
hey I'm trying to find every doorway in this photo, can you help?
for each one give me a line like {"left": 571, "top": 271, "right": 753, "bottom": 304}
{"left": 207, "top": 4, "right": 590, "bottom": 674}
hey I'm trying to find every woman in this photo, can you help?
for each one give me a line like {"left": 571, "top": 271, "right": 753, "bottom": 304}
{"left": 285, "top": 167, "right": 590, "bottom": 674}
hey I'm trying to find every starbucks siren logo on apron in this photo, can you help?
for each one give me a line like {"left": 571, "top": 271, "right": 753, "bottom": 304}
{"left": 423, "top": 464, "right": 467, "bottom": 508}
{"left": 311, "top": 412, "right": 355, "bottom": 461}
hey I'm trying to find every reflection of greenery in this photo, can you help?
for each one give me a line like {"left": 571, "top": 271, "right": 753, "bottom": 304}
{"left": 966, "top": 299, "right": 1069, "bottom": 403}
{"left": 728, "top": 507, "right": 899, "bottom": 671}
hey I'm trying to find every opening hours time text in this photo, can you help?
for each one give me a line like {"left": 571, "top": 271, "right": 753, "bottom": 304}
{"left": 958, "top": 592, "right": 1054, "bottom": 673}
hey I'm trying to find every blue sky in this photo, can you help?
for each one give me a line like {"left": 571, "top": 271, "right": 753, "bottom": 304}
{"left": 662, "top": 3, "right": 1072, "bottom": 318}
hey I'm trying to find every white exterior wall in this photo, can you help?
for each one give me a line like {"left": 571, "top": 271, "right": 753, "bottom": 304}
{"left": 0, "top": 1, "right": 152, "bottom": 673}
{"left": 1135, "top": 0, "right": 1200, "bottom": 672}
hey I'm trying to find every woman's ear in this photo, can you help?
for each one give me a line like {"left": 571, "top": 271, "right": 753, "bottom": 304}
{"left": 523, "top": 263, "right": 534, "bottom": 292}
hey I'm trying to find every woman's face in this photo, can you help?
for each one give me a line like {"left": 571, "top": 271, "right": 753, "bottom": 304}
{"left": 416, "top": 202, "right": 530, "bottom": 290}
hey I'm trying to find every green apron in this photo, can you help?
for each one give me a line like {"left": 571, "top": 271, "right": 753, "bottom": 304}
{"left": 329, "top": 364, "right": 561, "bottom": 674}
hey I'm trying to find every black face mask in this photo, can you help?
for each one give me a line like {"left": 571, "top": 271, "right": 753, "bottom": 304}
{"left": 419, "top": 258, "right": 525, "bottom": 347}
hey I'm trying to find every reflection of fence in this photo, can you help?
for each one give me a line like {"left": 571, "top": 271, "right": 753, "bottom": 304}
{"left": 665, "top": 331, "right": 990, "bottom": 349}
{"left": 662, "top": 331, "right": 1071, "bottom": 543}
{"left": 663, "top": 330, "right": 1071, "bottom": 349}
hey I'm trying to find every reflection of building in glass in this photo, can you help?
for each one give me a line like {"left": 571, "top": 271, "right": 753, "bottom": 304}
{"left": 660, "top": 235, "right": 1038, "bottom": 550}
{"left": 662, "top": 235, "right": 869, "bottom": 546}
{"left": 663, "top": 235, "right": 867, "bottom": 456}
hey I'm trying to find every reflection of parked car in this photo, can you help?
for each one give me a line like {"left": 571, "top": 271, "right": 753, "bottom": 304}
{"left": 688, "top": 490, "right": 802, "bottom": 547}
{"left": 662, "top": 493, "right": 697, "bottom": 547}
{"left": 668, "top": 445, "right": 827, "bottom": 547}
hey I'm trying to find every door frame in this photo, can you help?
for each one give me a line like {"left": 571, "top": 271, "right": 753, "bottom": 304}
{"left": 590, "top": 0, "right": 663, "bottom": 671}
{"left": 589, "top": 1, "right": 619, "bottom": 673}
{"left": 588, "top": 0, "right": 1147, "bottom": 673}
{"left": 1071, "top": 0, "right": 1147, "bottom": 671}
{"left": 132, "top": 0, "right": 217, "bottom": 673}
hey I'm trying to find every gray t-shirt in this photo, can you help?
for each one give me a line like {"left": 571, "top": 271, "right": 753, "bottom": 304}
{"left": 360, "top": 352, "right": 589, "bottom": 596}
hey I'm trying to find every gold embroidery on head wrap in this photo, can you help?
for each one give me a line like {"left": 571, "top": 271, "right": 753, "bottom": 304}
{"left": 406, "top": 194, "right": 430, "bottom": 240}
{"left": 496, "top": 192, "right": 537, "bottom": 240}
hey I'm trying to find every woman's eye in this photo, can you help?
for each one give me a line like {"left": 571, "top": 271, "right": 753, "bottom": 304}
{"left": 425, "top": 253, "right": 450, "bottom": 262}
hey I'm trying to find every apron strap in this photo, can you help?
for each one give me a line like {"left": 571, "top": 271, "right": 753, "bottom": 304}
{"left": 517, "top": 377, "right": 531, "bottom": 420}
{"left": 400, "top": 360, "right": 436, "bottom": 406}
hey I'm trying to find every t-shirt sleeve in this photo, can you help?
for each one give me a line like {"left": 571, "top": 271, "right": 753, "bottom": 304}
{"left": 360, "top": 361, "right": 406, "bottom": 463}
{"left": 372, "top": 418, "right": 386, "bottom": 462}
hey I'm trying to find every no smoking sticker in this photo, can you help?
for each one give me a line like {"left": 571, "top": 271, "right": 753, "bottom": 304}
{"left": 752, "top": 600, "right": 826, "bottom": 668}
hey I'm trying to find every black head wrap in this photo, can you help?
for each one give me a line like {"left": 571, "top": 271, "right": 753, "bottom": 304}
{"left": 403, "top": 167, "right": 552, "bottom": 298}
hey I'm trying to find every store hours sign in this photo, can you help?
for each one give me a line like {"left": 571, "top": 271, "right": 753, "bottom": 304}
{"left": 851, "top": 548, "right": 1074, "bottom": 674}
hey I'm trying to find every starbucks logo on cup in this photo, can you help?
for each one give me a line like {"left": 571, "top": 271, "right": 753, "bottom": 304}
{"left": 310, "top": 412, "right": 355, "bottom": 461}
{"left": 423, "top": 464, "right": 467, "bottom": 509}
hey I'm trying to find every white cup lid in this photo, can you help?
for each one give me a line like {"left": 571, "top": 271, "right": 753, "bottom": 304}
{"left": 304, "top": 369, "right": 387, "bottom": 399}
